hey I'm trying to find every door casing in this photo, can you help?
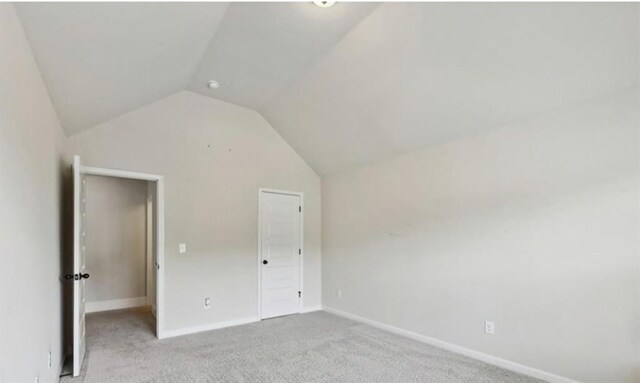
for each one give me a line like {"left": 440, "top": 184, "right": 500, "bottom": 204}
{"left": 78, "top": 160, "right": 166, "bottom": 339}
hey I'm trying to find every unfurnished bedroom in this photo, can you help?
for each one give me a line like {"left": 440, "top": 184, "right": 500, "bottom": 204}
{"left": 0, "top": 2, "right": 638, "bottom": 383}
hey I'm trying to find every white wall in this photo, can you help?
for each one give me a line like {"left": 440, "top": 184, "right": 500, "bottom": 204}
{"left": 66, "top": 91, "right": 321, "bottom": 333}
{"left": 0, "top": 3, "right": 66, "bottom": 382}
{"left": 322, "top": 89, "right": 639, "bottom": 383}
{"left": 85, "top": 176, "right": 148, "bottom": 308}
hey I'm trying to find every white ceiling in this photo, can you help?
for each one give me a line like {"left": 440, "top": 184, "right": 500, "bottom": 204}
{"left": 261, "top": 3, "right": 639, "bottom": 174}
{"left": 17, "top": 3, "right": 639, "bottom": 174}
{"left": 16, "top": 3, "right": 229, "bottom": 135}
{"left": 16, "top": 2, "right": 377, "bottom": 135}
{"left": 188, "top": 2, "right": 379, "bottom": 109}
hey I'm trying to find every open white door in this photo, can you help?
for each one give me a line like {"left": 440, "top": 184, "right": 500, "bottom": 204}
{"left": 72, "top": 155, "right": 87, "bottom": 376}
{"left": 259, "top": 190, "right": 302, "bottom": 319}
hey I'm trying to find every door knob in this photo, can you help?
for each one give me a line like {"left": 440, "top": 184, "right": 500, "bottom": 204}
{"left": 262, "top": 260, "right": 268, "bottom": 265}
{"left": 63, "top": 273, "right": 90, "bottom": 281}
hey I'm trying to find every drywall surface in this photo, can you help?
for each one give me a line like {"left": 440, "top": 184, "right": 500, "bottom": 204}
{"left": 66, "top": 91, "right": 321, "bottom": 332}
{"left": 0, "top": 3, "right": 66, "bottom": 382}
{"left": 263, "top": 3, "right": 639, "bottom": 175}
{"left": 322, "top": 89, "right": 639, "bottom": 383}
{"left": 85, "top": 176, "right": 147, "bottom": 305}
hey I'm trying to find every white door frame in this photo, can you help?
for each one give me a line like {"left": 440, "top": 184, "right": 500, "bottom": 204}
{"left": 81, "top": 164, "right": 166, "bottom": 339}
{"left": 257, "top": 188, "right": 304, "bottom": 319}
{"left": 146, "top": 183, "right": 155, "bottom": 311}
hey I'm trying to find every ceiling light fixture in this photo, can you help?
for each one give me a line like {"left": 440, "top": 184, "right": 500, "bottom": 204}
{"left": 313, "top": 0, "right": 336, "bottom": 8}
{"left": 207, "top": 80, "right": 220, "bottom": 90}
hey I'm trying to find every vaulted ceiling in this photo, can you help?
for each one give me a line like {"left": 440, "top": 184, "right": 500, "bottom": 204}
{"left": 15, "top": 3, "right": 230, "bottom": 135}
{"left": 16, "top": 2, "right": 377, "bottom": 136}
{"left": 16, "top": 3, "right": 639, "bottom": 175}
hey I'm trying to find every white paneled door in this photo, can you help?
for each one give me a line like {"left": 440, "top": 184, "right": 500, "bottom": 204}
{"left": 260, "top": 190, "right": 302, "bottom": 319}
{"left": 72, "top": 155, "right": 87, "bottom": 376}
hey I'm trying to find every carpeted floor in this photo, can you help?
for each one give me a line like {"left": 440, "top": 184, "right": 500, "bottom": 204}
{"left": 61, "top": 308, "right": 544, "bottom": 383}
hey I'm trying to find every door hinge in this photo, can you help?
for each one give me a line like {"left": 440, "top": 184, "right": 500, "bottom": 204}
{"left": 299, "top": 206, "right": 301, "bottom": 213}
{"left": 298, "top": 249, "right": 301, "bottom": 255}
{"left": 298, "top": 291, "right": 301, "bottom": 298}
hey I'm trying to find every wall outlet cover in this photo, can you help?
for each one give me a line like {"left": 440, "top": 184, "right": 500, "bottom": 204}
{"left": 484, "top": 320, "right": 495, "bottom": 335}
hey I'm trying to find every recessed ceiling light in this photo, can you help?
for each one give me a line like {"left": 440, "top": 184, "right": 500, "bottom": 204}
{"left": 207, "top": 80, "right": 220, "bottom": 90}
{"left": 313, "top": 0, "right": 336, "bottom": 8}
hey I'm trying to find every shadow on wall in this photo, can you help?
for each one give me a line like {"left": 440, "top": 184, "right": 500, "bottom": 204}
{"left": 60, "top": 159, "right": 73, "bottom": 362}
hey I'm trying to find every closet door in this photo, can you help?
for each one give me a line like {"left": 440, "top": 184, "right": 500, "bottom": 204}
{"left": 260, "top": 191, "right": 302, "bottom": 319}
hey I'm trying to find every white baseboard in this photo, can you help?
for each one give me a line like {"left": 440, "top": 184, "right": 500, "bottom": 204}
{"left": 161, "top": 316, "right": 259, "bottom": 339}
{"left": 323, "top": 306, "right": 580, "bottom": 383}
{"left": 86, "top": 296, "right": 147, "bottom": 313}
{"left": 300, "top": 305, "right": 322, "bottom": 313}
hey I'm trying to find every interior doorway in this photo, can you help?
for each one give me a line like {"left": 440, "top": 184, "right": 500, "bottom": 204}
{"left": 84, "top": 175, "right": 152, "bottom": 314}
{"left": 69, "top": 156, "right": 165, "bottom": 377}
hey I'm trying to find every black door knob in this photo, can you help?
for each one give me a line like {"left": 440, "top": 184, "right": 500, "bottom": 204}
{"left": 64, "top": 273, "right": 90, "bottom": 280}
{"left": 262, "top": 260, "right": 268, "bottom": 265}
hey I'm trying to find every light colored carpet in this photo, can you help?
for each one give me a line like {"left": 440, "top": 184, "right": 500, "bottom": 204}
{"left": 62, "top": 308, "right": 544, "bottom": 383}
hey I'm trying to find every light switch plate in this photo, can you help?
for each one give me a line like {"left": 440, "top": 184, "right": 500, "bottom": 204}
{"left": 179, "top": 243, "right": 186, "bottom": 254}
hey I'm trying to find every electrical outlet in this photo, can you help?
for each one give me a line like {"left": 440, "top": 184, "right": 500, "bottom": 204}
{"left": 204, "top": 297, "right": 211, "bottom": 309}
{"left": 337, "top": 289, "right": 342, "bottom": 299}
{"left": 48, "top": 351, "right": 52, "bottom": 369}
{"left": 484, "top": 320, "right": 495, "bottom": 335}
{"left": 179, "top": 243, "right": 187, "bottom": 254}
